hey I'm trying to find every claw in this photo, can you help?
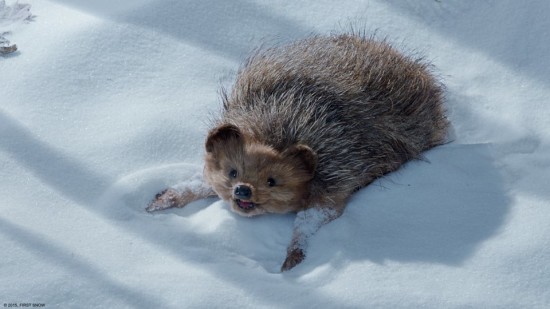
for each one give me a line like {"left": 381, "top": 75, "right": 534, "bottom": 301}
{"left": 154, "top": 189, "right": 167, "bottom": 200}
{"left": 146, "top": 188, "right": 179, "bottom": 212}
{"left": 281, "top": 248, "right": 305, "bottom": 272}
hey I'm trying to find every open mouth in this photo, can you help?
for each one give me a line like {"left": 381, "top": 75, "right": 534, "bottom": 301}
{"left": 235, "top": 199, "right": 257, "bottom": 211}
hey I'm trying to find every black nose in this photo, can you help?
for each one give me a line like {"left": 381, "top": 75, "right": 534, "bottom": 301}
{"left": 234, "top": 185, "right": 252, "bottom": 200}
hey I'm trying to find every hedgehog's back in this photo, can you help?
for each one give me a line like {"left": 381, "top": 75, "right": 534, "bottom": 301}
{"left": 222, "top": 34, "right": 448, "bottom": 192}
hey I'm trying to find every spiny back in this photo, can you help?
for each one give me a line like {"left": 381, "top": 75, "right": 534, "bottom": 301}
{"left": 220, "top": 34, "right": 448, "bottom": 192}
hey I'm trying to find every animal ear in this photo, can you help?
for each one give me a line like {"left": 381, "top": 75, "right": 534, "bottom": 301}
{"left": 282, "top": 144, "right": 317, "bottom": 177}
{"left": 205, "top": 124, "right": 242, "bottom": 153}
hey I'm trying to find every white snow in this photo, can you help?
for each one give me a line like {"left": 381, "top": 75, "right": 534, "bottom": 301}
{"left": 1, "top": 0, "right": 549, "bottom": 308}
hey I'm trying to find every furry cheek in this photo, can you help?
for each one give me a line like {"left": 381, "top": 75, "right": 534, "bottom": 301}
{"left": 256, "top": 186, "right": 306, "bottom": 214}
{"left": 204, "top": 160, "right": 232, "bottom": 201}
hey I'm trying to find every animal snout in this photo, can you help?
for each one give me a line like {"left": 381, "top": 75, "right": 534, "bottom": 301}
{"left": 234, "top": 185, "right": 252, "bottom": 200}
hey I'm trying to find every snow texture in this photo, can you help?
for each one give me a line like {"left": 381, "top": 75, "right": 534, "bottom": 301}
{"left": 1, "top": 0, "right": 550, "bottom": 308}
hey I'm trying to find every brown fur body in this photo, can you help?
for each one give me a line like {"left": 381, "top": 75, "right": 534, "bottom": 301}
{"left": 149, "top": 33, "right": 448, "bottom": 271}
{"left": 206, "top": 34, "right": 448, "bottom": 215}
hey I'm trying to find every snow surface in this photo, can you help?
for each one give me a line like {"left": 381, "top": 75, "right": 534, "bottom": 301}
{"left": 1, "top": 0, "right": 549, "bottom": 308}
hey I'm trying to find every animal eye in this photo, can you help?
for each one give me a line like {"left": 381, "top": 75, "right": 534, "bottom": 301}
{"left": 229, "top": 169, "right": 238, "bottom": 179}
{"left": 267, "top": 177, "right": 276, "bottom": 187}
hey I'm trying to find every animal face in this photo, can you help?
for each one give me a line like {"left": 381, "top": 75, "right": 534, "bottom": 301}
{"left": 204, "top": 124, "right": 316, "bottom": 217}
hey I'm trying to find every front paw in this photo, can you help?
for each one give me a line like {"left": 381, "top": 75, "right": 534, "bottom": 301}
{"left": 281, "top": 248, "right": 305, "bottom": 272}
{"left": 146, "top": 188, "right": 183, "bottom": 212}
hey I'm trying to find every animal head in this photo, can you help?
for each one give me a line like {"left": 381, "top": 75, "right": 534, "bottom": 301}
{"left": 204, "top": 124, "right": 316, "bottom": 217}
